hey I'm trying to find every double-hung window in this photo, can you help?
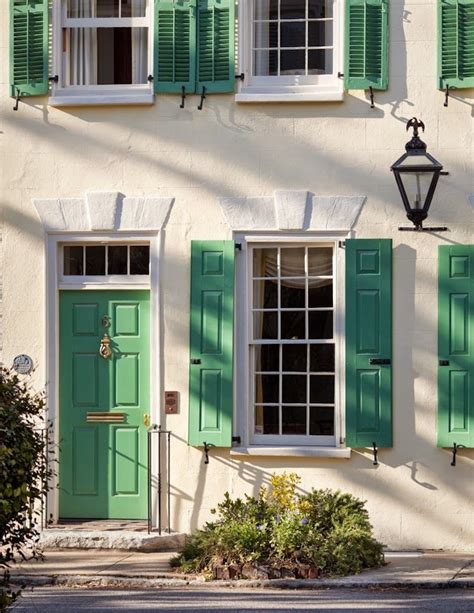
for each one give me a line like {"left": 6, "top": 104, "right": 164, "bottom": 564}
{"left": 50, "top": 0, "right": 154, "bottom": 105}
{"left": 249, "top": 243, "right": 339, "bottom": 446}
{"left": 237, "top": 0, "right": 343, "bottom": 101}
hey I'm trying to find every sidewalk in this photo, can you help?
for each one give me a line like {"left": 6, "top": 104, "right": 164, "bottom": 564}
{"left": 9, "top": 550, "right": 474, "bottom": 590}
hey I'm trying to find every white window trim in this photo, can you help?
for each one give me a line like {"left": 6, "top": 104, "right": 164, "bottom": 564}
{"left": 236, "top": 0, "right": 344, "bottom": 102}
{"left": 234, "top": 232, "right": 349, "bottom": 454}
{"left": 49, "top": 0, "right": 154, "bottom": 107}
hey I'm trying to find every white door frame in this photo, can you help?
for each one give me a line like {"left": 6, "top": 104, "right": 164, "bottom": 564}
{"left": 45, "top": 231, "right": 161, "bottom": 525}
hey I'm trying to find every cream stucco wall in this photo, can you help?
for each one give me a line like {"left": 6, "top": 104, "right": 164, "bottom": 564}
{"left": 1, "top": 0, "right": 473, "bottom": 550}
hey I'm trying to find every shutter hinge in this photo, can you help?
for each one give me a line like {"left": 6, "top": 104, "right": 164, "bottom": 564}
{"left": 235, "top": 73, "right": 245, "bottom": 81}
{"left": 235, "top": 243, "right": 242, "bottom": 251}
{"left": 451, "top": 442, "right": 466, "bottom": 467}
{"left": 337, "top": 72, "right": 344, "bottom": 79}
{"left": 338, "top": 241, "right": 345, "bottom": 249}
{"left": 198, "top": 86, "right": 206, "bottom": 110}
{"left": 368, "top": 86, "right": 375, "bottom": 109}
{"left": 147, "top": 75, "right": 154, "bottom": 82}
{"left": 203, "top": 441, "right": 215, "bottom": 465}
{"left": 444, "top": 84, "right": 451, "bottom": 107}
{"left": 372, "top": 442, "right": 378, "bottom": 466}
{"left": 180, "top": 86, "right": 186, "bottom": 109}
{"left": 13, "top": 88, "right": 21, "bottom": 112}
{"left": 49, "top": 75, "right": 59, "bottom": 83}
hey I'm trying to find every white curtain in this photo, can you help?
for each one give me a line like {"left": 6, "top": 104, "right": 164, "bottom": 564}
{"left": 131, "top": 0, "right": 147, "bottom": 83}
{"left": 69, "top": 0, "right": 98, "bottom": 85}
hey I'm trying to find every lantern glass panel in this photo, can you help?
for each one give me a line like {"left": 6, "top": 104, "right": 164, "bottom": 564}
{"left": 398, "top": 171, "right": 436, "bottom": 210}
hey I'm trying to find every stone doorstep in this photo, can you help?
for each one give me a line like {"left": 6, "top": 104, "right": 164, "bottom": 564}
{"left": 39, "top": 530, "right": 186, "bottom": 552}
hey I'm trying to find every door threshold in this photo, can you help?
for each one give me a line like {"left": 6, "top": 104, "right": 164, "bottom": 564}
{"left": 54, "top": 519, "right": 148, "bottom": 532}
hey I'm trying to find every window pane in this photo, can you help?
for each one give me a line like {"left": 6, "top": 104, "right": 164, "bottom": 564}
{"left": 308, "top": 49, "right": 333, "bottom": 75}
{"left": 255, "top": 374, "right": 279, "bottom": 403}
{"left": 281, "top": 281, "right": 305, "bottom": 308}
{"left": 121, "top": 0, "right": 146, "bottom": 18}
{"left": 281, "top": 311, "right": 305, "bottom": 339}
{"left": 255, "top": 345, "right": 280, "bottom": 372}
{"left": 254, "top": 22, "right": 278, "bottom": 48}
{"left": 280, "top": 22, "right": 305, "bottom": 47}
{"left": 254, "top": 0, "right": 279, "bottom": 20}
{"left": 254, "top": 279, "right": 278, "bottom": 308}
{"left": 308, "top": 247, "right": 333, "bottom": 275}
{"left": 255, "top": 405, "right": 279, "bottom": 435}
{"left": 254, "top": 50, "right": 278, "bottom": 75}
{"left": 281, "top": 248, "right": 305, "bottom": 276}
{"left": 282, "top": 406, "right": 307, "bottom": 434}
{"left": 308, "top": 0, "right": 333, "bottom": 18}
{"left": 64, "top": 246, "right": 84, "bottom": 275}
{"left": 310, "top": 344, "right": 335, "bottom": 371}
{"left": 108, "top": 245, "right": 128, "bottom": 275}
{"left": 310, "top": 406, "right": 334, "bottom": 435}
{"left": 85, "top": 246, "right": 106, "bottom": 275}
{"left": 282, "top": 344, "right": 307, "bottom": 372}
{"left": 280, "top": 0, "right": 306, "bottom": 19}
{"left": 96, "top": 0, "right": 119, "bottom": 17}
{"left": 308, "top": 20, "right": 333, "bottom": 47}
{"left": 310, "top": 375, "right": 334, "bottom": 403}
{"left": 130, "top": 245, "right": 150, "bottom": 275}
{"left": 308, "top": 282, "right": 333, "bottom": 307}
{"left": 253, "top": 248, "right": 278, "bottom": 277}
{"left": 280, "top": 49, "right": 305, "bottom": 74}
{"left": 282, "top": 375, "right": 307, "bottom": 403}
{"left": 254, "top": 311, "right": 278, "bottom": 339}
{"left": 308, "top": 311, "right": 333, "bottom": 339}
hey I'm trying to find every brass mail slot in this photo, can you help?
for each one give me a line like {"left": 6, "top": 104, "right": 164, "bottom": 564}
{"left": 86, "top": 412, "right": 126, "bottom": 423}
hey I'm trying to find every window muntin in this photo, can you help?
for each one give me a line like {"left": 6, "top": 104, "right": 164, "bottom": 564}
{"left": 252, "top": 0, "right": 335, "bottom": 79}
{"left": 63, "top": 244, "right": 150, "bottom": 277}
{"left": 251, "top": 245, "right": 336, "bottom": 445}
{"left": 58, "top": 0, "right": 151, "bottom": 88}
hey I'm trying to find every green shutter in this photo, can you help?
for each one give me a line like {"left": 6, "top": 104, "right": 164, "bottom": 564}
{"left": 438, "top": 0, "right": 474, "bottom": 89}
{"left": 344, "top": 0, "right": 388, "bottom": 90}
{"left": 197, "top": 0, "right": 235, "bottom": 93}
{"left": 10, "top": 0, "right": 49, "bottom": 97}
{"left": 188, "top": 241, "right": 235, "bottom": 447}
{"left": 438, "top": 246, "right": 474, "bottom": 448}
{"left": 154, "top": 0, "right": 196, "bottom": 93}
{"left": 346, "top": 239, "right": 392, "bottom": 448}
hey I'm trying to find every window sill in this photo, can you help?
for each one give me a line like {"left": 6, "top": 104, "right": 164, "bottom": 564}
{"left": 230, "top": 446, "right": 351, "bottom": 458}
{"left": 235, "top": 88, "right": 344, "bottom": 103}
{"left": 48, "top": 93, "right": 154, "bottom": 107}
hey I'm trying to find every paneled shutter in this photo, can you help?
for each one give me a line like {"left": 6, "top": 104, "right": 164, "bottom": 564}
{"left": 188, "top": 241, "right": 235, "bottom": 447}
{"left": 346, "top": 239, "right": 392, "bottom": 448}
{"left": 10, "top": 0, "right": 49, "bottom": 97}
{"left": 438, "top": 246, "right": 474, "bottom": 448}
{"left": 197, "top": 0, "right": 235, "bottom": 93}
{"left": 154, "top": 0, "right": 196, "bottom": 93}
{"left": 438, "top": 0, "right": 474, "bottom": 89}
{"left": 344, "top": 0, "right": 388, "bottom": 90}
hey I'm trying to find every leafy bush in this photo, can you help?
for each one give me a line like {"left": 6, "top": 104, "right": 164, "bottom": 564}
{"left": 172, "top": 473, "right": 384, "bottom": 579}
{"left": 0, "top": 368, "right": 54, "bottom": 612}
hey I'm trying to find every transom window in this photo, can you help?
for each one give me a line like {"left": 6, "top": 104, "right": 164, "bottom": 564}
{"left": 253, "top": 0, "right": 334, "bottom": 77}
{"left": 250, "top": 244, "right": 337, "bottom": 445}
{"left": 63, "top": 244, "right": 150, "bottom": 277}
{"left": 57, "top": 0, "right": 151, "bottom": 87}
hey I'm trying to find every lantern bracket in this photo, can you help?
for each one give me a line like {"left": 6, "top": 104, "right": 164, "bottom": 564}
{"left": 398, "top": 225, "right": 448, "bottom": 232}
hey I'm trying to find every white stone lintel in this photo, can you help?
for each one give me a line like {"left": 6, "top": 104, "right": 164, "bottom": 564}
{"left": 33, "top": 191, "right": 174, "bottom": 232}
{"left": 219, "top": 191, "right": 366, "bottom": 232}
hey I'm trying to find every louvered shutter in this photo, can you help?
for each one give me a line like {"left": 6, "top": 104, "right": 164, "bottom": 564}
{"left": 438, "top": 246, "right": 474, "bottom": 448}
{"left": 154, "top": 0, "right": 196, "bottom": 93}
{"left": 197, "top": 0, "right": 235, "bottom": 93}
{"left": 188, "top": 241, "right": 235, "bottom": 447}
{"left": 346, "top": 240, "right": 393, "bottom": 448}
{"left": 344, "top": 0, "right": 388, "bottom": 90}
{"left": 438, "top": 0, "right": 474, "bottom": 89}
{"left": 10, "top": 0, "right": 49, "bottom": 97}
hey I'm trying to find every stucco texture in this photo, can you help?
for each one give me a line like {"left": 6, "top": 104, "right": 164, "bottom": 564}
{"left": 1, "top": 0, "right": 473, "bottom": 550}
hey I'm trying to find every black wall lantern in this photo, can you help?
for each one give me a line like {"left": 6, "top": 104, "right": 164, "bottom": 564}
{"left": 391, "top": 118, "right": 447, "bottom": 232}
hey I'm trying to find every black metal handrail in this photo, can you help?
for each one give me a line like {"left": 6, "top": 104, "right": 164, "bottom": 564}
{"left": 147, "top": 426, "right": 171, "bottom": 535}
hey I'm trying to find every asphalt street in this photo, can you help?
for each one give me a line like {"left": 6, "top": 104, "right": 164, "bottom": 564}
{"left": 12, "top": 587, "right": 474, "bottom": 612}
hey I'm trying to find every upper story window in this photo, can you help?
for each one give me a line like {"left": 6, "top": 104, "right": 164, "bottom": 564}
{"left": 237, "top": 0, "right": 343, "bottom": 101}
{"left": 50, "top": 0, "right": 154, "bottom": 105}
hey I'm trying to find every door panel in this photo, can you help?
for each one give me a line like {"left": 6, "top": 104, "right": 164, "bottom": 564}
{"left": 60, "top": 290, "right": 150, "bottom": 519}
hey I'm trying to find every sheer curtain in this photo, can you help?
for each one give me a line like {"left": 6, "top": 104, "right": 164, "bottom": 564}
{"left": 69, "top": 0, "right": 98, "bottom": 85}
{"left": 132, "top": 0, "right": 148, "bottom": 83}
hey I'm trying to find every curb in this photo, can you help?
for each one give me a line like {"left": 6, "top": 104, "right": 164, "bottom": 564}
{"left": 10, "top": 574, "right": 474, "bottom": 590}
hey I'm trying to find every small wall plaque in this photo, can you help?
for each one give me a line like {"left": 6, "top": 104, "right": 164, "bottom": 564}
{"left": 12, "top": 354, "right": 34, "bottom": 375}
{"left": 165, "top": 391, "right": 179, "bottom": 414}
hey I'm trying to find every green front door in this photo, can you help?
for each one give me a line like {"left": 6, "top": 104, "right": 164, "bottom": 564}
{"left": 59, "top": 290, "right": 150, "bottom": 519}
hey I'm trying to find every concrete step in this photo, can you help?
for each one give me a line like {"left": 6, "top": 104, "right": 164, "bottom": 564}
{"left": 39, "top": 529, "right": 185, "bottom": 552}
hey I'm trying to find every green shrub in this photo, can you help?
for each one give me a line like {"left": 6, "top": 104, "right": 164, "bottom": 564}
{"left": 172, "top": 472, "right": 384, "bottom": 578}
{"left": 0, "top": 368, "right": 54, "bottom": 612}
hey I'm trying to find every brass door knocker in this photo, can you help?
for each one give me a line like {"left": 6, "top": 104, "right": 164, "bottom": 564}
{"left": 99, "top": 334, "right": 113, "bottom": 360}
